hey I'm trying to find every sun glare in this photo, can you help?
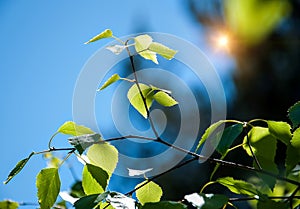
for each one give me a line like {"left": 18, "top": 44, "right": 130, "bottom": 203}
{"left": 217, "top": 35, "right": 229, "bottom": 47}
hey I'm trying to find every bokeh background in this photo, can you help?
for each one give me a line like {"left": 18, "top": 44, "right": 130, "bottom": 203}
{"left": 1, "top": 0, "right": 299, "bottom": 208}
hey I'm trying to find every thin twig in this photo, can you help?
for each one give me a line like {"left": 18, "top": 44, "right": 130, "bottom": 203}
{"left": 229, "top": 195, "right": 300, "bottom": 202}
{"left": 155, "top": 137, "right": 300, "bottom": 186}
{"left": 244, "top": 125, "right": 262, "bottom": 170}
{"left": 126, "top": 157, "right": 198, "bottom": 195}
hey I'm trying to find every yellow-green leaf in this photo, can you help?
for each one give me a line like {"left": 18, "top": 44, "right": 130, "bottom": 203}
{"left": 87, "top": 143, "right": 118, "bottom": 175}
{"left": 153, "top": 91, "right": 178, "bottom": 107}
{"left": 82, "top": 164, "right": 109, "bottom": 195}
{"left": 36, "top": 168, "right": 61, "bottom": 209}
{"left": 217, "top": 177, "right": 258, "bottom": 196}
{"left": 98, "top": 74, "right": 120, "bottom": 91}
{"left": 291, "top": 127, "right": 300, "bottom": 149}
{"left": 267, "top": 121, "right": 292, "bottom": 145}
{"left": 196, "top": 120, "right": 226, "bottom": 152}
{"left": 57, "top": 121, "right": 94, "bottom": 136}
{"left": 0, "top": 200, "right": 19, "bottom": 209}
{"left": 136, "top": 180, "right": 163, "bottom": 205}
{"left": 149, "top": 42, "right": 177, "bottom": 60}
{"left": 85, "top": 29, "right": 113, "bottom": 44}
{"left": 243, "top": 127, "right": 278, "bottom": 188}
{"left": 127, "top": 83, "right": 153, "bottom": 118}
{"left": 134, "top": 35, "right": 158, "bottom": 64}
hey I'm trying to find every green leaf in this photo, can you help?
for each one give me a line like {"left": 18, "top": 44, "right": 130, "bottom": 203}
{"left": 184, "top": 193, "right": 228, "bottom": 209}
{"left": 82, "top": 164, "right": 109, "bottom": 195}
{"left": 85, "top": 29, "right": 113, "bottom": 44}
{"left": 267, "top": 121, "right": 292, "bottom": 145}
{"left": 149, "top": 42, "right": 177, "bottom": 60}
{"left": 153, "top": 91, "right": 178, "bottom": 107}
{"left": 291, "top": 127, "right": 300, "bottom": 149}
{"left": 4, "top": 152, "right": 34, "bottom": 184}
{"left": 106, "top": 192, "right": 136, "bottom": 209}
{"left": 0, "top": 200, "right": 19, "bottom": 209}
{"left": 74, "top": 194, "right": 101, "bottom": 209}
{"left": 285, "top": 144, "right": 300, "bottom": 174}
{"left": 216, "top": 177, "right": 258, "bottom": 196}
{"left": 196, "top": 120, "right": 226, "bottom": 152}
{"left": 216, "top": 123, "right": 244, "bottom": 155}
{"left": 68, "top": 133, "right": 102, "bottom": 154}
{"left": 87, "top": 143, "right": 118, "bottom": 175}
{"left": 134, "top": 34, "right": 158, "bottom": 64}
{"left": 243, "top": 127, "right": 278, "bottom": 189}
{"left": 70, "top": 181, "right": 85, "bottom": 198}
{"left": 127, "top": 83, "right": 153, "bottom": 118}
{"left": 136, "top": 180, "right": 163, "bottom": 205}
{"left": 141, "top": 201, "right": 187, "bottom": 209}
{"left": 98, "top": 74, "right": 121, "bottom": 91}
{"left": 288, "top": 101, "right": 300, "bottom": 129}
{"left": 58, "top": 121, "right": 94, "bottom": 136}
{"left": 257, "top": 199, "right": 288, "bottom": 209}
{"left": 36, "top": 168, "right": 61, "bottom": 209}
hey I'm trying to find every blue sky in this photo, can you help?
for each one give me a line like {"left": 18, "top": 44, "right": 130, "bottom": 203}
{"left": 0, "top": 0, "right": 234, "bottom": 205}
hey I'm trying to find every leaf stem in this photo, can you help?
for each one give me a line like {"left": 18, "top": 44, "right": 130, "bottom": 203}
{"left": 48, "top": 132, "right": 59, "bottom": 149}
{"left": 244, "top": 125, "right": 262, "bottom": 170}
{"left": 125, "top": 41, "right": 159, "bottom": 138}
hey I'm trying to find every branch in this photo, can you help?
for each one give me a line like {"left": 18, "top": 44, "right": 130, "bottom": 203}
{"left": 126, "top": 157, "right": 198, "bottom": 195}
{"left": 155, "top": 137, "right": 300, "bottom": 186}
{"left": 229, "top": 196, "right": 300, "bottom": 202}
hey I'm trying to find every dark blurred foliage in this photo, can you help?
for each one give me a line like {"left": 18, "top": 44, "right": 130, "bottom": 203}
{"left": 153, "top": 0, "right": 300, "bottom": 208}
{"left": 188, "top": 0, "right": 300, "bottom": 120}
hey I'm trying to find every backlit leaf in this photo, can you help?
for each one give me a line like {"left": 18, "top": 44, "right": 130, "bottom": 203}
{"left": 136, "top": 180, "right": 163, "bottom": 205}
{"left": 216, "top": 123, "right": 244, "bottom": 155}
{"left": 149, "top": 42, "right": 177, "bottom": 60}
{"left": 285, "top": 145, "right": 300, "bottom": 174}
{"left": 243, "top": 127, "right": 278, "bottom": 188}
{"left": 98, "top": 74, "right": 121, "bottom": 91}
{"left": 82, "top": 164, "right": 109, "bottom": 195}
{"left": 58, "top": 121, "right": 94, "bottom": 136}
{"left": 134, "top": 35, "right": 158, "bottom": 64}
{"left": 291, "top": 127, "right": 300, "bottom": 149}
{"left": 288, "top": 101, "right": 300, "bottom": 129}
{"left": 184, "top": 193, "right": 228, "bottom": 209}
{"left": 267, "top": 121, "right": 292, "bottom": 145}
{"left": 87, "top": 143, "right": 118, "bottom": 175}
{"left": 0, "top": 200, "right": 19, "bottom": 209}
{"left": 4, "top": 152, "right": 34, "bottom": 184}
{"left": 127, "top": 83, "right": 153, "bottom": 118}
{"left": 216, "top": 177, "right": 258, "bottom": 196}
{"left": 85, "top": 29, "right": 113, "bottom": 44}
{"left": 106, "top": 192, "right": 136, "bottom": 209}
{"left": 36, "top": 168, "right": 61, "bottom": 209}
{"left": 68, "top": 133, "right": 102, "bottom": 154}
{"left": 196, "top": 120, "right": 226, "bottom": 152}
{"left": 153, "top": 91, "right": 178, "bottom": 107}
{"left": 141, "top": 201, "right": 187, "bottom": 209}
